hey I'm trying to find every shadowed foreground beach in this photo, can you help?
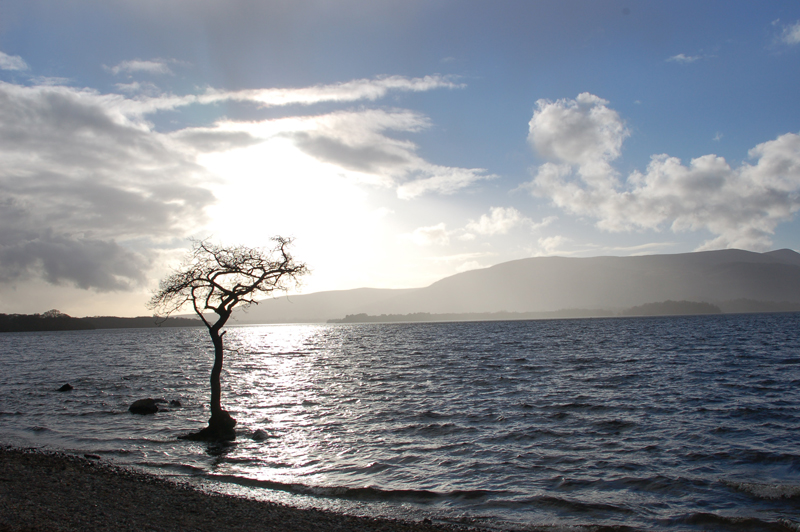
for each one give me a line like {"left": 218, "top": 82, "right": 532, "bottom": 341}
{"left": 0, "top": 447, "right": 499, "bottom": 532}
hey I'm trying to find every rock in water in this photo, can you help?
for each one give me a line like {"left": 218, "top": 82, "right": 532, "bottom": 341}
{"left": 129, "top": 398, "right": 159, "bottom": 415}
{"left": 179, "top": 411, "right": 237, "bottom": 441}
{"left": 57, "top": 383, "right": 73, "bottom": 392}
{"left": 251, "top": 429, "right": 271, "bottom": 441}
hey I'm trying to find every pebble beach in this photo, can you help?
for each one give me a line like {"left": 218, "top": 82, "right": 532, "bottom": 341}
{"left": 0, "top": 447, "right": 495, "bottom": 532}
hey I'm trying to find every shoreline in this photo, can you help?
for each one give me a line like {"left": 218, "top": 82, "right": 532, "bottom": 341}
{"left": 0, "top": 446, "right": 499, "bottom": 532}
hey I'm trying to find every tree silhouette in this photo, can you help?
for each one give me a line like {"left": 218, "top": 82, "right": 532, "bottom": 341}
{"left": 149, "top": 238, "right": 308, "bottom": 441}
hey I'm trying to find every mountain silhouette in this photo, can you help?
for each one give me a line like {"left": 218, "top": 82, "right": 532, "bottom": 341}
{"left": 231, "top": 249, "right": 800, "bottom": 324}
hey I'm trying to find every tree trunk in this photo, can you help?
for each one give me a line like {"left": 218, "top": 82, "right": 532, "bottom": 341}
{"left": 209, "top": 327, "right": 224, "bottom": 416}
{"left": 179, "top": 314, "right": 236, "bottom": 441}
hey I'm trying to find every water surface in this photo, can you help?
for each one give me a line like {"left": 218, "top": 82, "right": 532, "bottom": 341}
{"left": 2, "top": 314, "right": 799, "bottom": 531}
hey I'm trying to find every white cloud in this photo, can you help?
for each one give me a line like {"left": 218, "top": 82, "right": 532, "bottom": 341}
{"left": 534, "top": 235, "right": 571, "bottom": 256}
{"left": 0, "top": 51, "right": 28, "bottom": 71}
{"left": 532, "top": 215, "right": 558, "bottom": 230}
{"left": 462, "top": 208, "right": 555, "bottom": 240}
{"left": 108, "top": 59, "right": 174, "bottom": 76}
{"left": 524, "top": 94, "right": 800, "bottom": 251}
{"left": 466, "top": 206, "right": 529, "bottom": 235}
{"left": 605, "top": 242, "right": 677, "bottom": 254}
{"left": 396, "top": 165, "right": 495, "bottom": 199}
{"left": 405, "top": 223, "right": 451, "bottom": 246}
{"left": 115, "top": 81, "right": 161, "bottom": 96}
{"left": 103, "top": 75, "right": 462, "bottom": 120}
{"left": 221, "top": 74, "right": 464, "bottom": 107}
{"left": 667, "top": 53, "right": 702, "bottom": 63}
{"left": 779, "top": 21, "right": 800, "bottom": 45}
{"left": 30, "top": 76, "right": 72, "bottom": 86}
{"left": 96, "top": 75, "right": 462, "bottom": 118}
{"left": 528, "top": 92, "right": 629, "bottom": 187}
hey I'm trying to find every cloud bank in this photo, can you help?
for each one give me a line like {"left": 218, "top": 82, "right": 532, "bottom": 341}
{"left": 0, "top": 67, "right": 487, "bottom": 292}
{"left": 525, "top": 93, "right": 800, "bottom": 250}
{"left": 108, "top": 75, "right": 464, "bottom": 119}
{"left": 0, "top": 81, "right": 213, "bottom": 290}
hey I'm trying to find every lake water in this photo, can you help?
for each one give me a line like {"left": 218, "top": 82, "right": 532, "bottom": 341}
{"left": 1, "top": 314, "right": 799, "bottom": 531}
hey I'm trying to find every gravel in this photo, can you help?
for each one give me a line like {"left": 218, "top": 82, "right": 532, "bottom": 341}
{"left": 0, "top": 446, "right": 496, "bottom": 532}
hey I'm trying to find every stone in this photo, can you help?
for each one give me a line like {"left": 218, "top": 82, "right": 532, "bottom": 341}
{"left": 57, "top": 384, "right": 73, "bottom": 392}
{"left": 129, "top": 398, "right": 159, "bottom": 415}
{"left": 178, "top": 411, "right": 236, "bottom": 441}
{"left": 251, "top": 429, "right": 271, "bottom": 441}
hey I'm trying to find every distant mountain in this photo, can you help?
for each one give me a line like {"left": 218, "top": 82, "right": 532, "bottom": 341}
{"left": 231, "top": 287, "right": 419, "bottom": 324}
{"left": 231, "top": 249, "right": 800, "bottom": 324}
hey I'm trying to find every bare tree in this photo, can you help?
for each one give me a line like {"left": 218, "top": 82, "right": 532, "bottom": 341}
{"left": 149, "top": 238, "right": 308, "bottom": 441}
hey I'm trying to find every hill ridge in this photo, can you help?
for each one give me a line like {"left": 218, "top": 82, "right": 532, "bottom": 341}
{"left": 231, "top": 248, "right": 800, "bottom": 324}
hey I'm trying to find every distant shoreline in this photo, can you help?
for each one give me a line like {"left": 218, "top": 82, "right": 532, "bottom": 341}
{"left": 328, "top": 300, "right": 800, "bottom": 324}
{"left": 0, "top": 312, "right": 202, "bottom": 333}
{"left": 4, "top": 298, "right": 800, "bottom": 332}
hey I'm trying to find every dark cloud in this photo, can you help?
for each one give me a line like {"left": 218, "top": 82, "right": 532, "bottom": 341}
{"left": 171, "top": 129, "right": 261, "bottom": 152}
{"left": 0, "top": 82, "right": 215, "bottom": 291}
{"left": 291, "top": 131, "right": 410, "bottom": 173}
{"left": 0, "top": 232, "right": 147, "bottom": 291}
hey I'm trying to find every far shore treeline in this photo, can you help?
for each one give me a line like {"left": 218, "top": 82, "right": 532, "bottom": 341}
{"left": 328, "top": 300, "right": 800, "bottom": 324}
{"left": 4, "top": 299, "right": 800, "bottom": 332}
{"left": 0, "top": 310, "right": 201, "bottom": 333}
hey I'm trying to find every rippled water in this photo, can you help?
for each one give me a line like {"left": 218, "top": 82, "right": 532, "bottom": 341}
{"left": 2, "top": 314, "right": 799, "bottom": 531}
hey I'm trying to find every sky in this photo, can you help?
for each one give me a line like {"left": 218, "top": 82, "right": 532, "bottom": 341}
{"left": 1, "top": 0, "right": 800, "bottom": 317}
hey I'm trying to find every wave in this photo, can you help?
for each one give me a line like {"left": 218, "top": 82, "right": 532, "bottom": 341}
{"left": 409, "top": 410, "right": 451, "bottom": 420}
{"left": 524, "top": 494, "right": 635, "bottom": 516}
{"left": 667, "top": 511, "right": 793, "bottom": 532}
{"left": 724, "top": 480, "right": 800, "bottom": 500}
{"left": 545, "top": 402, "right": 612, "bottom": 412}
{"left": 138, "top": 461, "right": 209, "bottom": 476}
{"left": 393, "top": 422, "right": 476, "bottom": 437}
{"left": 590, "top": 419, "right": 637, "bottom": 433}
{"left": 684, "top": 449, "right": 800, "bottom": 466}
{"left": 207, "top": 473, "right": 503, "bottom": 503}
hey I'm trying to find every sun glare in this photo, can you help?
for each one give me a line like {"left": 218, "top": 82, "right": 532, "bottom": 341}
{"left": 198, "top": 136, "right": 399, "bottom": 292}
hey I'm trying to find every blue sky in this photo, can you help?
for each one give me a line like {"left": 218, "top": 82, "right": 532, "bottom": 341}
{"left": 1, "top": 1, "right": 799, "bottom": 316}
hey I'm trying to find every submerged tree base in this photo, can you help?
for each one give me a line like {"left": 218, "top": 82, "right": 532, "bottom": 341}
{"left": 178, "top": 411, "right": 237, "bottom": 442}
